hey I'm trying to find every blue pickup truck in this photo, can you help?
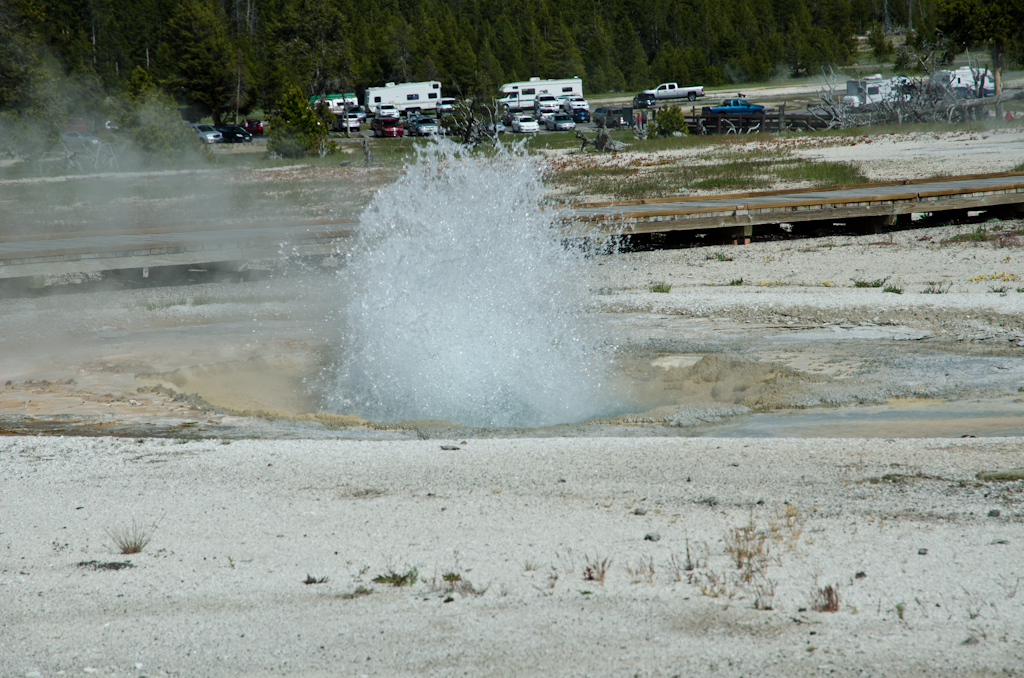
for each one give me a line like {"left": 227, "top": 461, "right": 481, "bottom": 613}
{"left": 702, "top": 99, "right": 766, "bottom": 115}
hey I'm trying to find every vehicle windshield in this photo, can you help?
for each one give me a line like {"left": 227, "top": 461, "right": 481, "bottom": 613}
{"left": 520, "top": 117, "right": 534, "bottom": 123}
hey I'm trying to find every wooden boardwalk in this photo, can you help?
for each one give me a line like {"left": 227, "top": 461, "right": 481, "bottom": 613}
{"left": 568, "top": 171, "right": 1024, "bottom": 244}
{"left": 2, "top": 171, "right": 1023, "bottom": 285}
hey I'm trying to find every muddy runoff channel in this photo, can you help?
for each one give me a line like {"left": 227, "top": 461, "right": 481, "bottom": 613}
{"left": 2, "top": 265, "right": 1023, "bottom": 440}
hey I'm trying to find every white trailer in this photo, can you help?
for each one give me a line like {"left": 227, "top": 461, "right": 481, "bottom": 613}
{"left": 842, "top": 74, "right": 912, "bottom": 109}
{"left": 934, "top": 67, "right": 995, "bottom": 97}
{"left": 309, "top": 93, "right": 358, "bottom": 115}
{"left": 497, "top": 77, "right": 583, "bottom": 112}
{"left": 364, "top": 81, "right": 442, "bottom": 115}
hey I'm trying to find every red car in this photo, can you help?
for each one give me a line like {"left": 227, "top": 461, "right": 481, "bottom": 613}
{"left": 371, "top": 116, "right": 404, "bottom": 137}
{"left": 242, "top": 118, "right": 264, "bottom": 135}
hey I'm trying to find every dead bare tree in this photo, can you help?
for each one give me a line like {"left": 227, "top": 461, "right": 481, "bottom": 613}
{"left": 574, "top": 125, "right": 629, "bottom": 152}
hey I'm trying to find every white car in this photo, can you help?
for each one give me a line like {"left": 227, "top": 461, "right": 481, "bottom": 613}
{"left": 344, "top": 112, "right": 361, "bottom": 131}
{"left": 560, "top": 95, "right": 590, "bottom": 114}
{"left": 534, "top": 94, "right": 559, "bottom": 116}
{"left": 512, "top": 115, "right": 539, "bottom": 133}
{"left": 192, "top": 124, "right": 223, "bottom": 144}
{"left": 544, "top": 113, "right": 576, "bottom": 132}
{"left": 374, "top": 104, "right": 399, "bottom": 119}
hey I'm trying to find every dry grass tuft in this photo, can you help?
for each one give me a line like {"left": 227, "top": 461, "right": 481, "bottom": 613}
{"left": 583, "top": 555, "right": 612, "bottom": 585}
{"left": 811, "top": 584, "right": 841, "bottom": 612}
{"left": 105, "top": 518, "right": 156, "bottom": 554}
{"left": 625, "top": 556, "right": 656, "bottom": 584}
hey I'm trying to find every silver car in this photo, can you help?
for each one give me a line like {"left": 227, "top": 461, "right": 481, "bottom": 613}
{"left": 544, "top": 113, "right": 576, "bottom": 132}
{"left": 192, "top": 124, "right": 223, "bottom": 144}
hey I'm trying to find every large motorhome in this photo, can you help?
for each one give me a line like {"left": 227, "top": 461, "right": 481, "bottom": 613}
{"left": 497, "top": 77, "right": 583, "bottom": 112}
{"left": 364, "top": 81, "right": 442, "bottom": 114}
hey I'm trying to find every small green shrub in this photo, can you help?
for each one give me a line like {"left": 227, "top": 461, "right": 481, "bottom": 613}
{"left": 922, "top": 281, "right": 951, "bottom": 294}
{"left": 303, "top": 574, "right": 329, "bottom": 585}
{"left": 268, "top": 86, "right": 331, "bottom": 158}
{"left": 883, "top": 284, "right": 903, "bottom": 294}
{"left": 649, "top": 282, "right": 672, "bottom": 293}
{"left": 853, "top": 278, "right": 887, "bottom": 288}
{"left": 372, "top": 567, "right": 418, "bottom": 587}
{"left": 729, "top": 278, "right": 744, "bottom": 286}
{"left": 653, "top": 105, "right": 688, "bottom": 137}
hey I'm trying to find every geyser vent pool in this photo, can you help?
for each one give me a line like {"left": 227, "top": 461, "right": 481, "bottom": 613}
{"left": 320, "top": 141, "right": 618, "bottom": 428}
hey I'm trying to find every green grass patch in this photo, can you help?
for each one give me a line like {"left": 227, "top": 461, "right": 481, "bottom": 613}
{"left": 943, "top": 226, "right": 992, "bottom": 244}
{"left": 852, "top": 277, "right": 887, "bottom": 288}
{"left": 774, "top": 160, "right": 868, "bottom": 186}
{"left": 729, "top": 278, "right": 744, "bottom": 286}
{"left": 882, "top": 284, "right": 903, "bottom": 294}
{"left": 649, "top": 282, "right": 672, "bottom": 293}
{"left": 372, "top": 566, "right": 419, "bottom": 587}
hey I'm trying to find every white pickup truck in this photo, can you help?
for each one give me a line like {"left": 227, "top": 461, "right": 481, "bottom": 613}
{"left": 640, "top": 83, "right": 705, "bottom": 102}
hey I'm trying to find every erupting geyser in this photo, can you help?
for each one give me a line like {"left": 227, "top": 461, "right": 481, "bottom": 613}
{"left": 321, "top": 142, "right": 619, "bottom": 428}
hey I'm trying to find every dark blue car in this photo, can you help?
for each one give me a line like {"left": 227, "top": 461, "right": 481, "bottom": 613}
{"left": 571, "top": 108, "right": 590, "bottom": 123}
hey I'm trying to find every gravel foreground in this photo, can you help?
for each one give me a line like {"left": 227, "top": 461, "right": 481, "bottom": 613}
{"left": 2, "top": 436, "right": 1022, "bottom": 677}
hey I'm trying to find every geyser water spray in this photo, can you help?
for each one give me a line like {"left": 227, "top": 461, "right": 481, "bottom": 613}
{"left": 321, "top": 141, "right": 618, "bottom": 428}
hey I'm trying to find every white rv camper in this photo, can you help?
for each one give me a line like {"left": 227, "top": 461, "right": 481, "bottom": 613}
{"left": 497, "top": 77, "right": 583, "bottom": 112}
{"left": 364, "top": 81, "right": 442, "bottom": 114}
{"left": 934, "top": 67, "right": 995, "bottom": 97}
{"left": 309, "top": 93, "right": 358, "bottom": 115}
{"left": 842, "top": 74, "right": 911, "bottom": 109}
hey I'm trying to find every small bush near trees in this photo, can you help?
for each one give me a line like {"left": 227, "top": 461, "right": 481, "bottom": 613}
{"left": 268, "top": 86, "right": 331, "bottom": 158}
{"left": 653, "top": 105, "right": 688, "bottom": 137}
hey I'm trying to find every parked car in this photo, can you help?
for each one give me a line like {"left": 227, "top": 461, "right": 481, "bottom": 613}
{"left": 570, "top": 107, "right": 591, "bottom": 123}
{"left": 215, "top": 125, "right": 253, "bottom": 143}
{"left": 374, "top": 104, "right": 400, "bottom": 119}
{"left": 485, "top": 120, "right": 506, "bottom": 135}
{"left": 560, "top": 95, "right": 590, "bottom": 114}
{"left": 511, "top": 115, "right": 539, "bottom": 133}
{"left": 405, "top": 114, "right": 439, "bottom": 136}
{"left": 544, "top": 113, "right": 576, "bottom": 132}
{"left": 242, "top": 118, "right": 264, "bottom": 135}
{"left": 192, "top": 124, "right": 223, "bottom": 143}
{"left": 592, "top": 106, "right": 633, "bottom": 128}
{"left": 344, "top": 112, "right": 361, "bottom": 131}
{"left": 349, "top": 106, "right": 367, "bottom": 123}
{"left": 60, "top": 131, "right": 101, "bottom": 150}
{"left": 702, "top": 99, "right": 765, "bottom": 115}
{"left": 534, "top": 94, "right": 560, "bottom": 116}
{"left": 633, "top": 92, "right": 656, "bottom": 109}
{"left": 371, "top": 116, "right": 404, "bottom": 137}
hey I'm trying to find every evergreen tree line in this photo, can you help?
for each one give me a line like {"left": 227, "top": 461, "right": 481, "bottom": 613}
{"left": 1, "top": 0, "right": 1020, "bottom": 155}
{"left": 4, "top": 0, "right": 943, "bottom": 121}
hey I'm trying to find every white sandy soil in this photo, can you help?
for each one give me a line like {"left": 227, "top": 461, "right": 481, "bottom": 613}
{"left": 2, "top": 436, "right": 1022, "bottom": 677}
